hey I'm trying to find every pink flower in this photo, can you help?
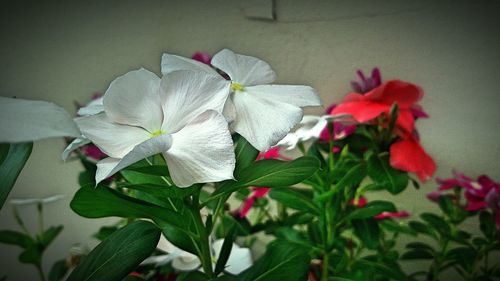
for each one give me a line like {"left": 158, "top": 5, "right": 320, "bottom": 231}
{"left": 374, "top": 211, "right": 410, "bottom": 220}
{"left": 350, "top": 68, "right": 382, "bottom": 94}
{"left": 191, "top": 52, "right": 212, "bottom": 65}
{"left": 82, "top": 144, "right": 107, "bottom": 160}
{"left": 435, "top": 172, "right": 500, "bottom": 226}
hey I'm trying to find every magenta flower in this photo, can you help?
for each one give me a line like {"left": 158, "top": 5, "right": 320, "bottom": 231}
{"left": 191, "top": 52, "right": 212, "bottom": 65}
{"left": 351, "top": 68, "right": 382, "bottom": 94}
{"left": 435, "top": 172, "right": 500, "bottom": 226}
{"left": 374, "top": 211, "right": 410, "bottom": 220}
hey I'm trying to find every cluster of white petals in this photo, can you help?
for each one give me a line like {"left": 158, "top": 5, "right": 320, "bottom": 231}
{"left": 162, "top": 48, "right": 322, "bottom": 152}
{"left": 0, "top": 50, "right": 321, "bottom": 187}
{"left": 276, "top": 115, "right": 331, "bottom": 150}
{"left": 142, "top": 235, "right": 252, "bottom": 275}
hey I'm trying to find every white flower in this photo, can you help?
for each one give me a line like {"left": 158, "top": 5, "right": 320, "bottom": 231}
{"left": 161, "top": 49, "right": 322, "bottom": 152}
{"left": 10, "top": 194, "right": 65, "bottom": 206}
{"left": 73, "top": 68, "right": 235, "bottom": 187}
{"left": 276, "top": 115, "right": 330, "bottom": 150}
{"left": 143, "top": 235, "right": 253, "bottom": 275}
{"left": 0, "top": 97, "right": 80, "bottom": 143}
{"left": 77, "top": 96, "right": 104, "bottom": 116}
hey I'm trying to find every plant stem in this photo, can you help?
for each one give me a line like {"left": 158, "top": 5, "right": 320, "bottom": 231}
{"left": 191, "top": 190, "right": 215, "bottom": 279}
{"left": 321, "top": 252, "right": 330, "bottom": 281}
{"left": 36, "top": 264, "right": 46, "bottom": 281}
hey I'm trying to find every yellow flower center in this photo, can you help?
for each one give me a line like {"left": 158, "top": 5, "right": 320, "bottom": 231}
{"left": 230, "top": 82, "right": 245, "bottom": 92}
{"left": 150, "top": 129, "right": 166, "bottom": 138}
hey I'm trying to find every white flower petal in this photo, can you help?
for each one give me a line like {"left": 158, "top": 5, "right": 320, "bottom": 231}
{"left": 141, "top": 255, "right": 172, "bottom": 266}
{"left": 0, "top": 97, "right": 80, "bottom": 142}
{"left": 161, "top": 53, "right": 217, "bottom": 76}
{"left": 295, "top": 115, "right": 328, "bottom": 141}
{"left": 164, "top": 110, "right": 235, "bottom": 187}
{"left": 75, "top": 114, "right": 150, "bottom": 159}
{"left": 172, "top": 255, "right": 201, "bottom": 271}
{"left": 245, "top": 85, "right": 322, "bottom": 108}
{"left": 212, "top": 239, "right": 252, "bottom": 275}
{"left": 160, "top": 70, "right": 230, "bottom": 133}
{"left": 222, "top": 96, "right": 237, "bottom": 123}
{"left": 62, "top": 136, "right": 91, "bottom": 161}
{"left": 95, "top": 134, "right": 172, "bottom": 184}
{"left": 103, "top": 68, "right": 163, "bottom": 132}
{"left": 231, "top": 92, "right": 303, "bottom": 151}
{"left": 77, "top": 97, "right": 104, "bottom": 116}
{"left": 275, "top": 133, "right": 300, "bottom": 150}
{"left": 211, "top": 49, "right": 277, "bottom": 86}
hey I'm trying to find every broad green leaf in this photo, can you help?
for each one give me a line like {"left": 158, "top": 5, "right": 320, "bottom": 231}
{"left": 177, "top": 271, "right": 208, "bottom": 281}
{"left": 120, "top": 170, "right": 166, "bottom": 185}
{"left": 408, "top": 221, "right": 437, "bottom": 238}
{"left": 49, "top": 259, "right": 68, "bottom": 281}
{"left": 238, "top": 157, "right": 320, "bottom": 187}
{"left": 234, "top": 134, "right": 259, "bottom": 176}
{"left": 479, "top": 211, "right": 495, "bottom": 239}
{"left": 0, "top": 230, "right": 33, "bottom": 248}
{"left": 67, "top": 221, "right": 160, "bottom": 281}
{"left": 118, "top": 182, "right": 197, "bottom": 200}
{"left": 420, "top": 213, "right": 451, "bottom": 237}
{"left": 40, "top": 225, "right": 63, "bottom": 247}
{"left": 405, "top": 242, "right": 435, "bottom": 253}
{"left": 19, "top": 247, "right": 41, "bottom": 265}
{"left": 0, "top": 142, "right": 33, "bottom": 209}
{"left": 269, "top": 188, "right": 320, "bottom": 214}
{"left": 356, "top": 259, "right": 410, "bottom": 281}
{"left": 70, "top": 186, "right": 188, "bottom": 234}
{"left": 366, "top": 152, "right": 408, "bottom": 195}
{"left": 214, "top": 225, "right": 236, "bottom": 275}
{"left": 352, "top": 219, "right": 380, "bottom": 249}
{"left": 209, "top": 157, "right": 320, "bottom": 202}
{"left": 239, "top": 240, "right": 310, "bottom": 281}
{"left": 347, "top": 201, "right": 396, "bottom": 220}
{"left": 93, "top": 225, "right": 119, "bottom": 241}
{"left": 379, "top": 220, "right": 417, "bottom": 235}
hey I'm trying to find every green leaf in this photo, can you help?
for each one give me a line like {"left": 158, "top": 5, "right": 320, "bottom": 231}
{"left": 93, "top": 226, "right": 119, "bottom": 241}
{"left": 356, "top": 259, "right": 410, "bottom": 281}
{"left": 214, "top": 225, "right": 236, "bottom": 275}
{"left": 405, "top": 242, "right": 435, "bottom": 253}
{"left": 352, "top": 219, "right": 380, "bottom": 250}
{"left": 366, "top": 152, "right": 408, "bottom": 195}
{"left": 119, "top": 182, "right": 197, "bottom": 200}
{"left": 347, "top": 201, "right": 397, "bottom": 220}
{"left": 479, "top": 211, "right": 496, "bottom": 239}
{"left": 177, "top": 271, "right": 208, "bottom": 281}
{"left": 40, "top": 225, "right": 63, "bottom": 247}
{"left": 408, "top": 221, "right": 437, "bottom": 238}
{"left": 67, "top": 221, "right": 160, "bottom": 281}
{"left": 269, "top": 188, "right": 320, "bottom": 214}
{"left": 379, "top": 220, "right": 417, "bottom": 236}
{"left": 120, "top": 170, "right": 166, "bottom": 185}
{"left": 0, "top": 230, "right": 33, "bottom": 248}
{"left": 70, "top": 185, "right": 186, "bottom": 230}
{"left": 239, "top": 240, "right": 310, "bottom": 281}
{"left": 234, "top": 134, "right": 259, "bottom": 176}
{"left": 420, "top": 213, "right": 451, "bottom": 237}
{"left": 19, "top": 247, "right": 42, "bottom": 265}
{"left": 209, "top": 157, "right": 320, "bottom": 202}
{"left": 0, "top": 142, "right": 33, "bottom": 209}
{"left": 238, "top": 157, "right": 320, "bottom": 187}
{"left": 49, "top": 259, "right": 69, "bottom": 281}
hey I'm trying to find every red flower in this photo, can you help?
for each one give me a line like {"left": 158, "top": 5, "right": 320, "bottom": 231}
{"left": 332, "top": 80, "right": 423, "bottom": 134}
{"left": 389, "top": 135, "right": 436, "bottom": 182}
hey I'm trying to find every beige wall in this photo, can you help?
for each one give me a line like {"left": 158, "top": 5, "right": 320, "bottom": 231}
{"left": 1, "top": 0, "right": 499, "bottom": 279}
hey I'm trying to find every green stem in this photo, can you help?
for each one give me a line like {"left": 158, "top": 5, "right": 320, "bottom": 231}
{"left": 37, "top": 203, "right": 44, "bottom": 235}
{"left": 321, "top": 252, "right": 330, "bottom": 281}
{"left": 191, "top": 191, "right": 215, "bottom": 278}
{"left": 36, "top": 264, "right": 47, "bottom": 281}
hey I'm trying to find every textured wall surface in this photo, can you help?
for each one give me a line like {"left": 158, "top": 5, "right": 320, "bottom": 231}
{"left": 0, "top": 0, "right": 499, "bottom": 279}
